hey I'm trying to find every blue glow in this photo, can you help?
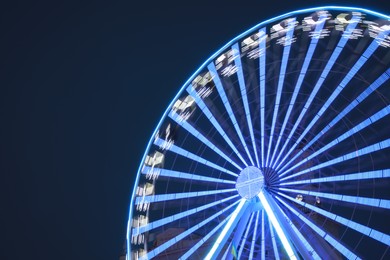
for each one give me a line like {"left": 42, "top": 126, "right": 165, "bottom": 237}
{"left": 280, "top": 105, "right": 390, "bottom": 176}
{"left": 266, "top": 18, "right": 296, "bottom": 168}
{"left": 186, "top": 85, "right": 248, "bottom": 166}
{"left": 273, "top": 15, "right": 360, "bottom": 171}
{"left": 275, "top": 27, "right": 390, "bottom": 171}
{"left": 279, "top": 187, "right": 390, "bottom": 209}
{"left": 281, "top": 169, "right": 390, "bottom": 186}
{"left": 169, "top": 110, "right": 243, "bottom": 171}
{"left": 208, "top": 62, "right": 255, "bottom": 165}
{"left": 278, "top": 192, "right": 390, "bottom": 246}
{"left": 154, "top": 137, "right": 238, "bottom": 177}
{"left": 258, "top": 191, "right": 297, "bottom": 260}
{"left": 278, "top": 69, "right": 390, "bottom": 173}
{"left": 268, "top": 217, "right": 280, "bottom": 260}
{"left": 259, "top": 27, "right": 267, "bottom": 168}
{"left": 237, "top": 212, "right": 255, "bottom": 259}
{"left": 132, "top": 194, "right": 238, "bottom": 236}
{"left": 233, "top": 42, "right": 260, "bottom": 167}
{"left": 261, "top": 210, "right": 265, "bottom": 260}
{"left": 249, "top": 210, "right": 260, "bottom": 260}
{"left": 205, "top": 199, "right": 247, "bottom": 260}
{"left": 269, "top": 14, "right": 327, "bottom": 168}
{"left": 135, "top": 188, "right": 236, "bottom": 205}
{"left": 280, "top": 139, "right": 390, "bottom": 181}
{"left": 141, "top": 199, "right": 241, "bottom": 260}
{"left": 275, "top": 196, "right": 360, "bottom": 260}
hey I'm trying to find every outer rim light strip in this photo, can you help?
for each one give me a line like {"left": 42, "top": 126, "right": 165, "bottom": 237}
{"left": 233, "top": 42, "right": 260, "bottom": 167}
{"left": 186, "top": 85, "right": 248, "bottom": 166}
{"left": 275, "top": 195, "right": 360, "bottom": 260}
{"left": 179, "top": 214, "right": 232, "bottom": 260}
{"left": 259, "top": 27, "right": 267, "bottom": 168}
{"left": 278, "top": 187, "right": 390, "bottom": 209}
{"left": 141, "top": 199, "right": 241, "bottom": 260}
{"left": 142, "top": 166, "right": 236, "bottom": 184}
{"left": 132, "top": 194, "right": 238, "bottom": 236}
{"left": 237, "top": 212, "right": 255, "bottom": 259}
{"left": 135, "top": 188, "right": 236, "bottom": 205}
{"left": 280, "top": 139, "right": 390, "bottom": 181}
{"left": 278, "top": 192, "right": 390, "bottom": 246}
{"left": 278, "top": 68, "right": 390, "bottom": 173}
{"left": 275, "top": 26, "right": 390, "bottom": 171}
{"left": 272, "top": 15, "right": 360, "bottom": 171}
{"left": 208, "top": 62, "right": 255, "bottom": 165}
{"left": 280, "top": 105, "right": 390, "bottom": 176}
{"left": 205, "top": 199, "right": 247, "bottom": 260}
{"left": 269, "top": 217, "right": 280, "bottom": 260}
{"left": 154, "top": 137, "right": 238, "bottom": 177}
{"left": 258, "top": 191, "right": 297, "bottom": 260}
{"left": 249, "top": 210, "right": 260, "bottom": 260}
{"left": 169, "top": 110, "right": 243, "bottom": 171}
{"left": 128, "top": 7, "right": 390, "bottom": 257}
{"left": 281, "top": 169, "right": 390, "bottom": 186}
{"left": 269, "top": 14, "right": 327, "bottom": 168}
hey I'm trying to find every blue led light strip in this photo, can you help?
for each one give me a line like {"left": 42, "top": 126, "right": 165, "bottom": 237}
{"left": 278, "top": 68, "right": 390, "bottom": 173}
{"left": 281, "top": 169, "right": 390, "bottom": 186}
{"left": 280, "top": 139, "right": 390, "bottom": 181}
{"left": 269, "top": 14, "right": 327, "bottom": 168}
{"left": 237, "top": 212, "right": 255, "bottom": 259}
{"left": 154, "top": 137, "right": 238, "bottom": 177}
{"left": 268, "top": 217, "right": 280, "bottom": 260}
{"left": 140, "top": 199, "right": 241, "bottom": 260}
{"left": 233, "top": 42, "right": 260, "bottom": 167}
{"left": 278, "top": 187, "right": 390, "bottom": 209}
{"left": 134, "top": 188, "right": 236, "bottom": 205}
{"left": 261, "top": 210, "right": 265, "bottom": 260}
{"left": 265, "top": 18, "right": 296, "bottom": 167}
{"left": 208, "top": 62, "right": 255, "bottom": 165}
{"left": 259, "top": 27, "right": 267, "bottom": 168}
{"left": 275, "top": 195, "right": 360, "bottom": 259}
{"left": 141, "top": 166, "right": 235, "bottom": 184}
{"left": 249, "top": 210, "right": 260, "bottom": 260}
{"left": 186, "top": 85, "right": 249, "bottom": 166}
{"left": 278, "top": 192, "right": 390, "bottom": 246}
{"left": 275, "top": 26, "right": 390, "bottom": 171}
{"left": 132, "top": 194, "right": 238, "bottom": 236}
{"left": 272, "top": 15, "right": 360, "bottom": 170}
{"left": 169, "top": 110, "right": 243, "bottom": 171}
{"left": 280, "top": 105, "right": 390, "bottom": 176}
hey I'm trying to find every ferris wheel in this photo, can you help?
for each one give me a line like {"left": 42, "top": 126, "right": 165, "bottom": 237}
{"left": 126, "top": 6, "right": 390, "bottom": 260}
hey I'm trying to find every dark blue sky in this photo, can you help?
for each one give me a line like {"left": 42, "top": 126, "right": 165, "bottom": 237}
{"left": 1, "top": 1, "right": 388, "bottom": 259}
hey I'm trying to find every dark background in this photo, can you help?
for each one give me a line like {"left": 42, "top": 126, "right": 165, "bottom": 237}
{"left": 1, "top": 0, "right": 388, "bottom": 259}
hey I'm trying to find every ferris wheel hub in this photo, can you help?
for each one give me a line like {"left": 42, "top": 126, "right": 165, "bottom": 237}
{"left": 235, "top": 166, "right": 265, "bottom": 199}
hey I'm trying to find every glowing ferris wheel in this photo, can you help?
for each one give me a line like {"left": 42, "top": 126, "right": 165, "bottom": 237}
{"left": 126, "top": 6, "right": 390, "bottom": 259}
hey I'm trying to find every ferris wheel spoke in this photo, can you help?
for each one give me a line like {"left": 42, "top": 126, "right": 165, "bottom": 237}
{"left": 278, "top": 192, "right": 390, "bottom": 246}
{"left": 237, "top": 212, "right": 255, "bottom": 259}
{"left": 205, "top": 199, "right": 248, "bottom": 260}
{"left": 269, "top": 14, "right": 327, "bottom": 168}
{"left": 132, "top": 194, "right": 239, "bottom": 237}
{"left": 278, "top": 187, "right": 390, "bottom": 209}
{"left": 169, "top": 110, "right": 243, "bottom": 171}
{"left": 268, "top": 217, "right": 280, "bottom": 260}
{"left": 280, "top": 139, "right": 390, "bottom": 181}
{"left": 248, "top": 210, "right": 260, "bottom": 260}
{"left": 275, "top": 196, "right": 360, "bottom": 260}
{"left": 259, "top": 27, "right": 267, "bottom": 167}
{"left": 233, "top": 42, "right": 260, "bottom": 167}
{"left": 281, "top": 105, "right": 390, "bottom": 176}
{"left": 275, "top": 27, "right": 390, "bottom": 172}
{"left": 186, "top": 85, "right": 249, "bottom": 166}
{"left": 140, "top": 199, "right": 241, "bottom": 259}
{"left": 278, "top": 68, "right": 390, "bottom": 173}
{"left": 281, "top": 169, "right": 390, "bottom": 186}
{"left": 265, "top": 18, "right": 296, "bottom": 168}
{"left": 141, "top": 166, "right": 235, "bottom": 184}
{"left": 272, "top": 15, "right": 361, "bottom": 171}
{"left": 134, "top": 188, "right": 236, "bottom": 205}
{"left": 154, "top": 137, "right": 238, "bottom": 177}
{"left": 208, "top": 62, "right": 255, "bottom": 165}
{"left": 260, "top": 210, "right": 265, "bottom": 260}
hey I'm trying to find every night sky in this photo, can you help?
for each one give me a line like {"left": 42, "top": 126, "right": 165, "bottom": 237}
{"left": 1, "top": 1, "right": 388, "bottom": 259}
